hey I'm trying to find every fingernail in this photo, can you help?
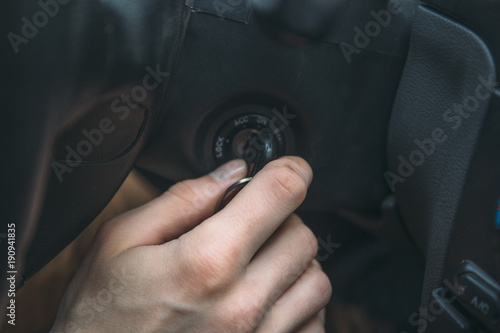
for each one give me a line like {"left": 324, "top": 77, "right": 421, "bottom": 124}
{"left": 210, "top": 159, "right": 247, "bottom": 183}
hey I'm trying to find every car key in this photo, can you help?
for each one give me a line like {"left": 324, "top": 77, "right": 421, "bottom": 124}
{"left": 216, "top": 132, "right": 277, "bottom": 212}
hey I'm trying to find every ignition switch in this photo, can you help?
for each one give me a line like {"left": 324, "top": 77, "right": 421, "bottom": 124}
{"left": 212, "top": 113, "right": 288, "bottom": 168}
{"left": 207, "top": 106, "right": 299, "bottom": 212}
{"left": 213, "top": 113, "right": 289, "bottom": 212}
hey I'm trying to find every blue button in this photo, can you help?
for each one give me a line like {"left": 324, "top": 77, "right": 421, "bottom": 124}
{"left": 496, "top": 199, "right": 500, "bottom": 230}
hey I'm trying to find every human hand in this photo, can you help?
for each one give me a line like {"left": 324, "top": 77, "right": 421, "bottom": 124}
{"left": 50, "top": 157, "right": 332, "bottom": 333}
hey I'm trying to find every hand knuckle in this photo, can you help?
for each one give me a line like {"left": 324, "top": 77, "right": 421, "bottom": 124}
{"left": 288, "top": 216, "right": 318, "bottom": 260}
{"left": 94, "top": 219, "right": 119, "bottom": 244}
{"left": 311, "top": 270, "right": 332, "bottom": 304}
{"left": 182, "top": 243, "right": 237, "bottom": 292}
{"left": 222, "top": 297, "right": 265, "bottom": 332}
{"left": 298, "top": 225, "right": 319, "bottom": 259}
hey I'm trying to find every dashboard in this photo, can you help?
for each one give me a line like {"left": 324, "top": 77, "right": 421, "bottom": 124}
{"left": 2, "top": 0, "right": 500, "bottom": 331}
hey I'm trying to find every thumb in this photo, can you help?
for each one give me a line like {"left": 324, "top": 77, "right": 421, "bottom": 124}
{"left": 99, "top": 159, "right": 247, "bottom": 253}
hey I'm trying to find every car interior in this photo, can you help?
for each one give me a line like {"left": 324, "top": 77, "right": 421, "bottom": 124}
{"left": 2, "top": 0, "right": 500, "bottom": 332}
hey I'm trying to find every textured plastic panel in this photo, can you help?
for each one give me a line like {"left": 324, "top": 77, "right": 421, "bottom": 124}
{"left": 386, "top": 5, "right": 497, "bottom": 329}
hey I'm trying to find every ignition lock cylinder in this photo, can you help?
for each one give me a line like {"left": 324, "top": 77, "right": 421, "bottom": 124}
{"left": 206, "top": 104, "right": 298, "bottom": 211}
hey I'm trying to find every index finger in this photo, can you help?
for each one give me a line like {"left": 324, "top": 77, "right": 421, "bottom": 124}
{"left": 185, "top": 156, "right": 313, "bottom": 265}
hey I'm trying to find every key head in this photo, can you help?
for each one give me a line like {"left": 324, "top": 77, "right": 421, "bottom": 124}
{"left": 240, "top": 130, "right": 278, "bottom": 177}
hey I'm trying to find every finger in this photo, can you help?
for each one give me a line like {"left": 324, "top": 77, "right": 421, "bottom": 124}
{"left": 97, "top": 159, "right": 247, "bottom": 253}
{"left": 241, "top": 215, "right": 318, "bottom": 309}
{"left": 185, "top": 156, "right": 313, "bottom": 266}
{"left": 258, "top": 260, "right": 332, "bottom": 333}
{"left": 294, "top": 309, "right": 326, "bottom": 333}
